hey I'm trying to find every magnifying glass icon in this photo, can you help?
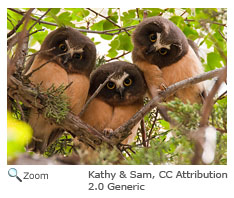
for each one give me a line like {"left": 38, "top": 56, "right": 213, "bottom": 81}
{"left": 8, "top": 168, "right": 22, "bottom": 182}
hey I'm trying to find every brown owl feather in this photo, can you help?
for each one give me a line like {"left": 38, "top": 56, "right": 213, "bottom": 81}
{"left": 25, "top": 27, "right": 96, "bottom": 153}
{"left": 81, "top": 61, "right": 147, "bottom": 144}
{"left": 132, "top": 16, "right": 206, "bottom": 104}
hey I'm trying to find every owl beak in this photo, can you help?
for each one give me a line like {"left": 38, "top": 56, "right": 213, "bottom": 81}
{"left": 145, "top": 45, "right": 156, "bottom": 54}
{"left": 117, "top": 87, "right": 125, "bottom": 99}
{"left": 62, "top": 53, "right": 72, "bottom": 65}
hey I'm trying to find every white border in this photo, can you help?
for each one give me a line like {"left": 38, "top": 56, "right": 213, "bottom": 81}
{"left": 2, "top": 1, "right": 233, "bottom": 197}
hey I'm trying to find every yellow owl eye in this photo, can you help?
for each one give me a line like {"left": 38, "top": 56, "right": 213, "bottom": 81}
{"left": 158, "top": 48, "right": 168, "bottom": 55}
{"left": 149, "top": 33, "right": 157, "bottom": 42}
{"left": 107, "top": 81, "right": 115, "bottom": 90}
{"left": 73, "top": 53, "right": 82, "bottom": 60}
{"left": 59, "top": 43, "right": 67, "bottom": 52}
{"left": 123, "top": 78, "right": 132, "bottom": 87}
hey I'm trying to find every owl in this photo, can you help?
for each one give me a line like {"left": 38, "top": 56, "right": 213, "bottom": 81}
{"left": 25, "top": 27, "right": 96, "bottom": 153}
{"left": 132, "top": 16, "right": 206, "bottom": 103}
{"left": 81, "top": 61, "right": 147, "bottom": 144}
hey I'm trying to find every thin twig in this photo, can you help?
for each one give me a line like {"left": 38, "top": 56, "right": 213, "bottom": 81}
{"left": 28, "top": 28, "right": 45, "bottom": 37}
{"left": 79, "top": 72, "right": 116, "bottom": 117}
{"left": 106, "top": 51, "right": 131, "bottom": 62}
{"left": 15, "top": 95, "right": 26, "bottom": 121}
{"left": 140, "top": 120, "right": 147, "bottom": 147}
{"left": 158, "top": 8, "right": 169, "bottom": 16}
{"left": 87, "top": 8, "right": 131, "bottom": 36}
{"left": 24, "top": 51, "right": 67, "bottom": 79}
{"left": 143, "top": 10, "right": 148, "bottom": 19}
{"left": 218, "top": 30, "right": 227, "bottom": 41}
{"left": 185, "top": 18, "right": 227, "bottom": 27}
{"left": 200, "top": 66, "right": 227, "bottom": 127}
{"left": 87, "top": 8, "right": 121, "bottom": 28}
{"left": 8, "top": 8, "right": 58, "bottom": 27}
{"left": 7, "top": 9, "right": 34, "bottom": 38}
{"left": 109, "top": 67, "right": 225, "bottom": 144}
{"left": 8, "top": 29, "right": 45, "bottom": 51}
{"left": 215, "top": 90, "right": 227, "bottom": 103}
{"left": 28, "top": 8, "right": 51, "bottom": 32}
{"left": 180, "top": 10, "right": 187, "bottom": 17}
{"left": 8, "top": 8, "right": 33, "bottom": 81}
{"left": 8, "top": 8, "right": 136, "bottom": 36}
{"left": 147, "top": 109, "right": 159, "bottom": 147}
{"left": 136, "top": 8, "right": 141, "bottom": 23}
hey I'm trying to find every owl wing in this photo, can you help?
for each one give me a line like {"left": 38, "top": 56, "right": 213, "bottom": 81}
{"left": 81, "top": 98, "right": 113, "bottom": 131}
{"left": 26, "top": 56, "right": 70, "bottom": 153}
{"left": 161, "top": 46, "right": 206, "bottom": 104}
{"left": 134, "top": 60, "right": 167, "bottom": 98}
{"left": 67, "top": 73, "right": 90, "bottom": 115}
{"left": 107, "top": 104, "right": 143, "bottom": 144}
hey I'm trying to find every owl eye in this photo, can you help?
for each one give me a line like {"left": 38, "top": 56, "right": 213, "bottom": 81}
{"left": 107, "top": 81, "right": 115, "bottom": 90}
{"left": 73, "top": 53, "right": 82, "bottom": 60}
{"left": 158, "top": 48, "right": 168, "bottom": 55}
{"left": 149, "top": 33, "right": 157, "bottom": 42}
{"left": 123, "top": 78, "right": 132, "bottom": 87}
{"left": 59, "top": 43, "right": 67, "bottom": 52}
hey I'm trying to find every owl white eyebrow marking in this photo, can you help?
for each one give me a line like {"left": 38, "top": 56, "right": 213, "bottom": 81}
{"left": 153, "top": 33, "right": 171, "bottom": 51}
{"left": 65, "top": 40, "right": 83, "bottom": 56}
{"left": 110, "top": 72, "right": 129, "bottom": 88}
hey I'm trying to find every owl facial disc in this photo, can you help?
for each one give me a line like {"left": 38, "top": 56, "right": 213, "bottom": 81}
{"left": 153, "top": 33, "right": 171, "bottom": 51}
{"left": 146, "top": 32, "right": 171, "bottom": 54}
{"left": 62, "top": 40, "right": 84, "bottom": 64}
{"left": 109, "top": 72, "right": 130, "bottom": 98}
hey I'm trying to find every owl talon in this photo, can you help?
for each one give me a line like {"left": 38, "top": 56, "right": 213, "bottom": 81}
{"left": 103, "top": 128, "right": 114, "bottom": 137}
{"left": 160, "top": 83, "right": 167, "bottom": 91}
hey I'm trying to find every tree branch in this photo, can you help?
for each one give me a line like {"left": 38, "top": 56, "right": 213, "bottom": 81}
{"left": 106, "top": 51, "right": 131, "bottom": 62}
{"left": 7, "top": 9, "right": 33, "bottom": 38}
{"left": 87, "top": 8, "right": 131, "bottom": 36}
{"left": 200, "top": 66, "right": 227, "bottom": 127}
{"left": 8, "top": 66, "right": 224, "bottom": 150}
{"left": 8, "top": 8, "right": 136, "bottom": 36}
{"left": 8, "top": 8, "right": 58, "bottom": 27}
{"left": 28, "top": 8, "right": 51, "bottom": 32}
{"left": 107, "top": 67, "right": 225, "bottom": 144}
{"left": 79, "top": 72, "right": 116, "bottom": 117}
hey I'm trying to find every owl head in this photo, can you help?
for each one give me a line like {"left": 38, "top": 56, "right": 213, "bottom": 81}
{"left": 89, "top": 61, "right": 147, "bottom": 106}
{"left": 39, "top": 27, "right": 96, "bottom": 76}
{"left": 132, "top": 16, "right": 189, "bottom": 68}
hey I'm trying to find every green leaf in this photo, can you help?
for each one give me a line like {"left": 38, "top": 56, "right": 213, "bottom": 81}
{"left": 69, "top": 8, "right": 90, "bottom": 22}
{"left": 158, "top": 120, "right": 170, "bottom": 130}
{"left": 146, "top": 8, "right": 164, "bottom": 16}
{"left": 7, "top": 112, "right": 33, "bottom": 159}
{"left": 121, "top": 9, "right": 137, "bottom": 26}
{"left": 117, "top": 33, "right": 133, "bottom": 51}
{"left": 50, "top": 8, "right": 60, "bottom": 15}
{"left": 183, "top": 26, "right": 199, "bottom": 40}
{"left": 107, "top": 48, "right": 118, "bottom": 58}
{"left": 91, "top": 20, "right": 104, "bottom": 31}
{"left": 170, "top": 16, "right": 185, "bottom": 29}
{"left": 57, "top": 12, "right": 73, "bottom": 26}
{"left": 108, "top": 8, "right": 119, "bottom": 23}
{"left": 31, "top": 30, "right": 49, "bottom": 44}
{"left": 103, "top": 21, "right": 116, "bottom": 30}
{"left": 207, "top": 52, "right": 222, "bottom": 69}
{"left": 100, "top": 34, "right": 113, "bottom": 40}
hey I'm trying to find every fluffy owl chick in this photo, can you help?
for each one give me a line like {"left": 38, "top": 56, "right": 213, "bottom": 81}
{"left": 132, "top": 16, "right": 206, "bottom": 103}
{"left": 81, "top": 61, "right": 147, "bottom": 144}
{"left": 25, "top": 27, "right": 96, "bottom": 153}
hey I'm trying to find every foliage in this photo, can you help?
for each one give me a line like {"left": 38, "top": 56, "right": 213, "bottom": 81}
{"left": 7, "top": 8, "right": 227, "bottom": 165}
{"left": 43, "top": 84, "right": 70, "bottom": 123}
{"left": 7, "top": 111, "right": 33, "bottom": 161}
